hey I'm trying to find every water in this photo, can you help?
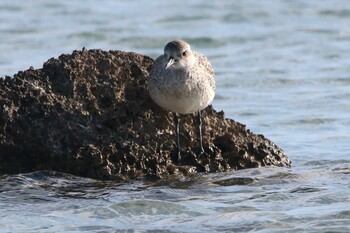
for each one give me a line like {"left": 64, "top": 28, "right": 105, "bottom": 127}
{"left": 0, "top": 0, "right": 349, "bottom": 232}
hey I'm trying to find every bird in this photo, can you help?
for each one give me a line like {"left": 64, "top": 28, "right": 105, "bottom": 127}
{"left": 148, "top": 39, "right": 215, "bottom": 161}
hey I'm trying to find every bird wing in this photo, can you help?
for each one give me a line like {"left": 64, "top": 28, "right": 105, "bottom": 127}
{"left": 194, "top": 51, "right": 215, "bottom": 91}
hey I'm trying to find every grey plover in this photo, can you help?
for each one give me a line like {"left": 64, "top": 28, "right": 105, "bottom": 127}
{"left": 148, "top": 39, "right": 216, "bottom": 161}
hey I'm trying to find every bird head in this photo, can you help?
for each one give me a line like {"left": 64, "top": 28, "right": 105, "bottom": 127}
{"left": 164, "top": 40, "right": 195, "bottom": 69}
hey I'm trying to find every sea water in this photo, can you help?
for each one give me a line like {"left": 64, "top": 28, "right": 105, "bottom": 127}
{"left": 0, "top": 1, "right": 349, "bottom": 232}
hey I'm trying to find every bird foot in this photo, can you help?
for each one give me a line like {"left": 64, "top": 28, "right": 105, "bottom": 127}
{"left": 171, "top": 149, "right": 182, "bottom": 162}
{"left": 197, "top": 149, "right": 206, "bottom": 160}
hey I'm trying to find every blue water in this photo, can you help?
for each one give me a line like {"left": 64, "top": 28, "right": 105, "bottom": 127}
{"left": 1, "top": 1, "right": 350, "bottom": 232}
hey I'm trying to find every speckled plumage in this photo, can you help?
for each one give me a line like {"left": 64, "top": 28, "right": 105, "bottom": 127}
{"left": 148, "top": 39, "right": 216, "bottom": 161}
{"left": 148, "top": 39, "right": 215, "bottom": 115}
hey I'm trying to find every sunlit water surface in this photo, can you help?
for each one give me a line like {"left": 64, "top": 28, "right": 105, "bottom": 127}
{"left": 0, "top": 1, "right": 349, "bottom": 232}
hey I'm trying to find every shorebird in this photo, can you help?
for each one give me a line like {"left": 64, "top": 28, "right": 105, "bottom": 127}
{"left": 148, "top": 39, "right": 215, "bottom": 161}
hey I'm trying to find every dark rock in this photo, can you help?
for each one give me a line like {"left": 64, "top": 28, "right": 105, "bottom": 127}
{"left": 0, "top": 49, "right": 291, "bottom": 180}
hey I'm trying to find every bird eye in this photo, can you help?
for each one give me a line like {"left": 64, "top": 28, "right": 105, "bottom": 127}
{"left": 182, "top": 51, "right": 187, "bottom": 56}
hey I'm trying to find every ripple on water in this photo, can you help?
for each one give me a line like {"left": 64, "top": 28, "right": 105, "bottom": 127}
{"left": 1, "top": 0, "right": 350, "bottom": 232}
{"left": 0, "top": 165, "right": 349, "bottom": 232}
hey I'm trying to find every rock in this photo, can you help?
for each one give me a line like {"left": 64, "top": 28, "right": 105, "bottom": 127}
{"left": 0, "top": 49, "right": 291, "bottom": 180}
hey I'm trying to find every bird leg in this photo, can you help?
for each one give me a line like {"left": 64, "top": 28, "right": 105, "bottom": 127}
{"left": 173, "top": 112, "right": 181, "bottom": 161}
{"left": 197, "top": 110, "right": 205, "bottom": 155}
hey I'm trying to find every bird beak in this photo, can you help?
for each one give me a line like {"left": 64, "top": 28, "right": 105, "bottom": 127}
{"left": 166, "top": 58, "right": 175, "bottom": 69}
